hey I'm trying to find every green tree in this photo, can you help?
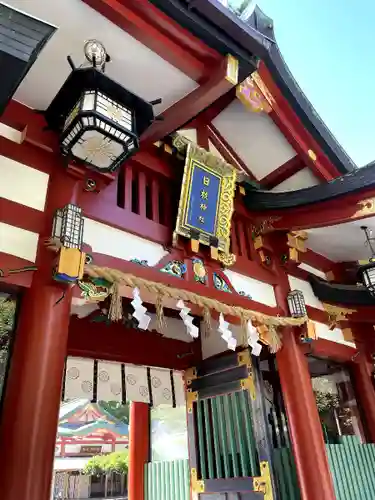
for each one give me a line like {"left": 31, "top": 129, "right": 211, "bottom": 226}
{"left": 98, "top": 400, "right": 130, "bottom": 424}
{"left": 83, "top": 450, "right": 129, "bottom": 476}
{"left": 0, "top": 297, "right": 16, "bottom": 392}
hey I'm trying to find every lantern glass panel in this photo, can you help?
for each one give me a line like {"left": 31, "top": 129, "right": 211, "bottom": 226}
{"left": 362, "top": 265, "right": 375, "bottom": 296}
{"left": 287, "top": 290, "right": 307, "bottom": 318}
{"left": 60, "top": 204, "right": 84, "bottom": 249}
{"left": 52, "top": 209, "right": 63, "bottom": 239}
{"left": 60, "top": 89, "right": 137, "bottom": 172}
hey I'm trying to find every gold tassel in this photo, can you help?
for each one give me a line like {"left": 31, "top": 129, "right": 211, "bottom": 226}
{"left": 156, "top": 293, "right": 166, "bottom": 334}
{"left": 203, "top": 307, "right": 212, "bottom": 337}
{"left": 108, "top": 283, "right": 123, "bottom": 322}
{"left": 267, "top": 325, "right": 282, "bottom": 353}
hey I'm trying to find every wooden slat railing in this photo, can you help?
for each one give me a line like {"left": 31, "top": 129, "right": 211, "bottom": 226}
{"left": 144, "top": 459, "right": 190, "bottom": 500}
{"left": 81, "top": 150, "right": 276, "bottom": 283}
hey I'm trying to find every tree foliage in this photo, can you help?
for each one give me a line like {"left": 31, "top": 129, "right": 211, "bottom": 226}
{"left": 0, "top": 297, "right": 16, "bottom": 390}
{"left": 98, "top": 400, "right": 130, "bottom": 424}
{"left": 83, "top": 450, "right": 129, "bottom": 476}
{"left": 0, "top": 297, "right": 15, "bottom": 337}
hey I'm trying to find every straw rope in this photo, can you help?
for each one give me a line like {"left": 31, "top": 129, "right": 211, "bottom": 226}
{"left": 85, "top": 264, "right": 307, "bottom": 329}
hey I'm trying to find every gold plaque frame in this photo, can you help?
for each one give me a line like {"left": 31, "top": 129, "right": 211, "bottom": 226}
{"left": 174, "top": 141, "right": 237, "bottom": 254}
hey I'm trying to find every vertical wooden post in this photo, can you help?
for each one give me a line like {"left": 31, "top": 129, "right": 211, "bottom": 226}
{"left": 274, "top": 271, "right": 336, "bottom": 500}
{"left": 128, "top": 402, "right": 150, "bottom": 500}
{"left": 0, "top": 169, "right": 80, "bottom": 500}
{"left": 349, "top": 324, "right": 375, "bottom": 442}
{"left": 352, "top": 355, "right": 375, "bottom": 443}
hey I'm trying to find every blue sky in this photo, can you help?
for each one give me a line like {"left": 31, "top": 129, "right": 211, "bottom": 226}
{"left": 257, "top": 0, "right": 375, "bottom": 167}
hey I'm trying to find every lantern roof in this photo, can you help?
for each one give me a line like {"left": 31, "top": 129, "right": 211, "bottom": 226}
{"left": 45, "top": 67, "right": 155, "bottom": 136}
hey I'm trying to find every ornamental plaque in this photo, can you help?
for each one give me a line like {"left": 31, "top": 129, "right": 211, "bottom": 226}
{"left": 174, "top": 141, "right": 237, "bottom": 256}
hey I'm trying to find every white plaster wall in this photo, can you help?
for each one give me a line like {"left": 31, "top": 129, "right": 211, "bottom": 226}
{"left": 213, "top": 99, "right": 296, "bottom": 179}
{"left": 223, "top": 269, "right": 277, "bottom": 307}
{"left": 298, "top": 263, "right": 327, "bottom": 280}
{"left": 148, "top": 313, "right": 194, "bottom": 343}
{"left": 288, "top": 275, "right": 324, "bottom": 310}
{"left": 201, "top": 320, "right": 243, "bottom": 360}
{"left": 313, "top": 321, "right": 356, "bottom": 348}
{"left": 0, "top": 222, "right": 38, "bottom": 262}
{"left": 0, "top": 155, "right": 49, "bottom": 210}
{"left": 0, "top": 123, "right": 23, "bottom": 144}
{"left": 177, "top": 129, "right": 197, "bottom": 143}
{"left": 83, "top": 218, "right": 168, "bottom": 265}
{"left": 208, "top": 140, "right": 225, "bottom": 160}
{"left": 271, "top": 168, "right": 320, "bottom": 192}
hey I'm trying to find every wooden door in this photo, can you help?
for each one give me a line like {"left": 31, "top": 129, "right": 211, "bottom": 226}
{"left": 186, "top": 349, "right": 275, "bottom": 500}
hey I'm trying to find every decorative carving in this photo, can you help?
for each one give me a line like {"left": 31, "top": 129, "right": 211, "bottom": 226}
{"left": 308, "top": 149, "right": 317, "bottom": 161}
{"left": 160, "top": 260, "right": 187, "bottom": 278}
{"left": 252, "top": 216, "right": 281, "bottom": 235}
{"left": 78, "top": 278, "right": 111, "bottom": 302}
{"left": 192, "top": 258, "right": 207, "bottom": 284}
{"left": 253, "top": 461, "right": 274, "bottom": 500}
{"left": 218, "top": 251, "right": 236, "bottom": 267}
{"left": 130, "top": 258, "right": 149, "bottom": 266}
{"left": 287, "top": 230, "right": 308, "bottom": 263}
{"left": 251, "top": 71, "right": 276, "bottom": 108}
{"left": 191, "top": 468, "right": 205, "bottom": 494}
{"left": 238, "top": 350, "right": 256, "bottom": 400}
{"left": 323, "top": 303, "right": 356, "bottom": 329}
{"left": 213, "top": 272, "right": 232, "bottom": 293}
{"left": 237, "top": 73, "right": 272, "bottom": 113}
{"left": 351, "top": 198, "right": 375, "bottom": 219}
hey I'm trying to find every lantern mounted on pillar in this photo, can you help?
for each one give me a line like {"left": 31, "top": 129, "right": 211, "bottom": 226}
{"left": 358, "top": 226, "right": 375, "bottom": 297}
{"left": 50, "top": 204, "right": 86, "bottom": 284}
{"left": 287, "top": 290, "right": 307, "bottom": 318}
{"left": 52, "top": 204, "right": 84, "bottom": 250}
{"left": 44, "top": 40, "right": 158, "bottom": 173}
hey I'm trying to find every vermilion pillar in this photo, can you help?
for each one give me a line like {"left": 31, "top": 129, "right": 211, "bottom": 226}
{"left": 0, "top": 168, "right": 80, "bottom": 500}
{"left": 352, "top": 355, "right": 375, "bottom": 443}
{"left": 274, "top": 273, "right": 335, "bottom": 500}
{"left": 128, "top": 402, "right": 150, "bottom": 500}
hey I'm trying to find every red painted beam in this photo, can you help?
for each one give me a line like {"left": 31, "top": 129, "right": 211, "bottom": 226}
{"left": 207, "top": 124, "right": 258, "bottom": 181}
{"left": 301, "top": 338, "right": 356, "bottom": 362}
{"left": 68, "top": 314, "right": 201, "bottom": 370}
{"left": 2, "top": 100, "right": 58, "bottom": 152}
{"left": 250, "top": 185, "right": 375, "bottom": 231}
{"left": 259, "top": 62, "right": 341, "bottom": 181}
{"left": 0, "top": 198, "right": 44, "bottom": 235}
{"left": 82, "top": 0, "right": 221, "bottom": 82}
{"left": 260, "top": 155, "right": 306, "bottom": 189}
{"left": 0, "top": 252, "right": 35, "bottom": 288}
{"left": 140, "top": 56, "right": 237, "bottom": 146}
{"left": 199, "top": 88, "right": 236, "bottom": 123}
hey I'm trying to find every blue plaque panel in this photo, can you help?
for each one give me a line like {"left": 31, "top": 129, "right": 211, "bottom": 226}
{"left": 185, "top": 161, "right": 220, "bottom": 236}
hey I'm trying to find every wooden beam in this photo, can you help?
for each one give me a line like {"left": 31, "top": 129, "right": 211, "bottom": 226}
{"left": 258, "top": 62, "right": 341, "bottom": 181}
{"left": 207, "top": 124, "right": 258, "bottom": 181}
{"left": 199, "top": 88, "right": 236, "bottom": 122}
{"left": 250, "top": 186, "right": 375, "bottom": 231}
{"left": 82, "top": 0, "right": 221, "bottom": 82}
{"left": 260, "top": 155, "right": 306, "bottom": 189}
{"left": 140, "top": 55, "right": 239, "bottom": 146}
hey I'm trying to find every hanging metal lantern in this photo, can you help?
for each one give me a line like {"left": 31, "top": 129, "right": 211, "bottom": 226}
{"left": 359, "top": 261, "right": 375, "bottom": 297}
{"left": 52, "top": 204, "right": 84, "bottom": 250}
{"left": 358, "top": 227, "right": 375, "bottom": 297}
{"left": 287, "top": 290, "right": 307, "bottom": 318}
{"left": 44, "top": 41, "right": 156, "bottom": 173}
